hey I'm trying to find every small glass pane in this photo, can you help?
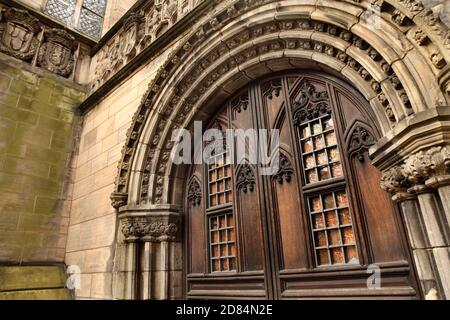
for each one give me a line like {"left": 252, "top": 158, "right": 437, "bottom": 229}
{"left": 301, "top": 126, "right": 311, "bottom": 138}
{"left": 323, "top": 194, "right": 335, "bottom": 209}
{"left": 325, "top": 132, "right": 337, "bottom": 146}
{"left": 342, "top": 227, "right": 355, "bottom": 245}
{"left": 329, "top": 230, "right": 341, "bottom": 246}
{"left": 318, "top": 249, "right": 330, "bottom": 265}
{"left": 306, "top": 170, "right": 318, "bottom": 184}
{"left": 313, "top": 136, "right": 325, "bottom": 149}
{"left": 211, "top": 232, "right": 219, "bottom": 244}
{"left": 323, "top": 117, "right": 334, "bottom": 131}
{"left": 221, "top": 259, "right": 229, "bottom": 270}
{"left": 305, "top": 155, "right": 315, "bottom": 168}
{"left": 211, "top": 218, "right": 218, "bottom": 230}
{"left": 315, "top": 231, "right": 327, "bottom": 247}
{"left": 313, "top": 214, "right": 325, "bottom": 229}
{"left": 331, "top": 163, "right": 343, "bottom": 177}
{"left": 212, "top": 259, "right": 220, "bottom": 272}
{"left": 220, "top": 245, "right": 227, "bottom": 256}
{"left": 229, "top": 244, "right": 236, "bottom": 256}
{"left": 310, "top": 197, "right": 322, "bottom": 212}
{"left": 210, "top": 196, "right": 217, "bottom": 207}
{"left": 325, "top": 211, "right": 338, "bottom": 227}
{"left": 212, "top": 245, "right": 219, "bottom": 256}
{"left": 220, "top": 230, "right": 227, "bottom": 242}
{"left": 319, "top": 167, "right": 331, "bottom": 181}
{"left": 302, "top": 139, "right": 314, "bottom": 153}
{"left": 345, "top": 246, "right": 358, "bottom": 263}
{"left": 229, "top": 258, "right": 236, "bottom": 270}
{"left": 312, "top": 122, "right": 322, "bottom": 135}
{"left": 331, "top": 247, "right": 345, "bottom": 264}
{"left": 316, "top": 151, "right": 327, "bottom": 166}
{"left": 338, "top": 209, "right": 352, "bottom": 225}
{"left": 328, "top": 147, "right": 340, "bottom": 162}
{"left": 336, "top": 192, "right": 348, "bottom": 207}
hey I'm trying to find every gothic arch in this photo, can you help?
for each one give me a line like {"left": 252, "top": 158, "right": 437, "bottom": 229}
{"left": 110, "top": 0, "right": 450, "bottom": 212}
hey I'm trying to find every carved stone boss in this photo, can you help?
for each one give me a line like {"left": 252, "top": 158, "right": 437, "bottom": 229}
{"left": 38, "top": 28, "right": 75, "bottom": 77}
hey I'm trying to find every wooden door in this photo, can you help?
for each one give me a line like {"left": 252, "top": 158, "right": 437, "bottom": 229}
{"left": 184, "top": 72, "right": 420, "bottom": 300}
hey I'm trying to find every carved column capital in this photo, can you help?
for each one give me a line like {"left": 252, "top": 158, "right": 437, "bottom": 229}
{"left": 120, "top": 213, "right": 180, "bottom": 243}
{"left": 403, "top": 145, "right": 450, "bottom": 184}
{"left": 380, "top": 166, "right": 411, "bottom": 197}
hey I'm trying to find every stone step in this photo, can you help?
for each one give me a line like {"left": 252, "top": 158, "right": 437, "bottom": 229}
{"left": 0, "top": 266, "right": 72, "bottom": 300}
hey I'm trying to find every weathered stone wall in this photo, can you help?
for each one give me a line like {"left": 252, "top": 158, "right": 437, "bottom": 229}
{"left": 0, "top": 53, "right": 86, "bottom": 264}
{"left": 65, "top": 48, "right": 175, "bottom": 299}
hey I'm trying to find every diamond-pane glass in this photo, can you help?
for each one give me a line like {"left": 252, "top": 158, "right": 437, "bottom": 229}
{"left": 77, "top": 7, "right": 103, "bottom": 38}
{"left": 44, "top": 0, "right": 76, "bottom": 25}
{"left": 83, "top": 0, "right": 107, "bottom": 15}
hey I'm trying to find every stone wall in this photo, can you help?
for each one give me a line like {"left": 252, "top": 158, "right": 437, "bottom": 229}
{"left": 65, "top": 48, "right": 174, "bottom": 299}
{"left": 0, "top": 53, "right": 86, "bottom": 265}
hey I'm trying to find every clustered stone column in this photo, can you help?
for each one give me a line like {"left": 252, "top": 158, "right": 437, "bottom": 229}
{"left": 114, "top": 210, "right": 181, "bottom": 300}
{"left": 381, "top": 145, "right": 450, "bottom": 300}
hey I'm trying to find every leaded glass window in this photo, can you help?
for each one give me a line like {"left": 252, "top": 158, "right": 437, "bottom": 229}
{"left": 209, "top": 213, "right": 236, "bottom": 272}
{"left": 295, "top": 99, "right": 360, "bottom": 268}
{"left": 44, "top": 0, "right": 76, "bottom": 25}
{"left": 43, "top": 0, "right": 107, "bottom": 39}
{"left": 77, "top": 0, "right": 107, "bottom": 39}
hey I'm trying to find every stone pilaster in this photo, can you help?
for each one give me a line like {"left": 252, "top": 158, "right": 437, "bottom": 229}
{"left": 381, "top": 145, "right": 450, "bottom": 299}
{"left": 114, "top": 206, "right": 181, "bottom": 300}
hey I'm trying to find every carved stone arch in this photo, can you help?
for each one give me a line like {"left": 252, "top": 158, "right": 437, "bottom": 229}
{"left": 111, "top": 0, "right": 450, "bottom": 210}
{"left": 345, "top": 120, "right": 378, "bottom": 163}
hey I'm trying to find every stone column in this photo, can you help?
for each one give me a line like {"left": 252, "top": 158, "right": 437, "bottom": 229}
{"left": 381, "top": 167, "right": 439, "bottom": 299}
{"left": 117, "top": 208, "right": 180, "bottom": 300}
{"left": 382, "top": 145, "right": 450, "bottom": 299}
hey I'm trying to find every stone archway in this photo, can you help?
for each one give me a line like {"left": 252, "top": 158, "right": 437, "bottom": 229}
{"left": 110, "top": 0, "right": 450, "bottom": 300}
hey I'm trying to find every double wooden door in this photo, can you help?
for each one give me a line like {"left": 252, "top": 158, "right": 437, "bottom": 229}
{"left": 184, "top": 72, "right": 419, "bottom": 299}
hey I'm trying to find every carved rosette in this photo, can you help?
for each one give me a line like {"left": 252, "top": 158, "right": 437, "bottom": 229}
{"left": 37, "top": 28, "right": 75, "bottom": 77}
{"left": 120, "top": 215, "right": 180, "bottom": 243}
{"left": 0, "top": 8, "right": 41, "bottom": 61}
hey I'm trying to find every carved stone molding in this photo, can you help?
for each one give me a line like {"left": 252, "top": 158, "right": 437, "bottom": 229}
{"left": 37, "top": 29, "right": 75, "bottom": 77}
{"left": 0, "top": 8, "right": 40, "bottom": 61}
{"left": 120, "top": 214, "right": 180, "bottom": 242}
{"left": 236, "top": 164, "right": 255, "bottom": 193}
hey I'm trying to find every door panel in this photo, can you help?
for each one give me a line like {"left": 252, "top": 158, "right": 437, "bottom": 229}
{"left": 185, "top": 71, "right": 420, "bottom": 300}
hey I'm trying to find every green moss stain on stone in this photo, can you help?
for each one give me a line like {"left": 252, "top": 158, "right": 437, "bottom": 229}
{"left": 0, "top": 58, "right": 87, "bottom": 268}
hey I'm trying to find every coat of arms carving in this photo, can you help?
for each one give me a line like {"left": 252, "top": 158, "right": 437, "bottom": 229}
{"left": 0, "top": 8, "right": 41, "bottom": 61}
{"left": 37, "top": 28, "right": 75, "bottom": 77}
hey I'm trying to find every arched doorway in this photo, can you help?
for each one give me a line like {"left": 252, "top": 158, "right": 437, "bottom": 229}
{"left": 184, "top": 71, "right": 420, "bottom": 299}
